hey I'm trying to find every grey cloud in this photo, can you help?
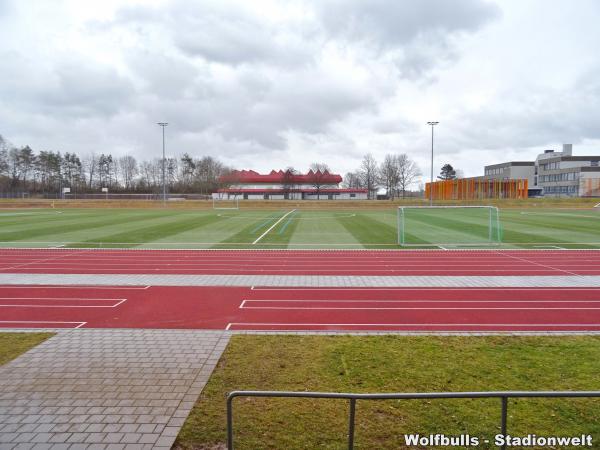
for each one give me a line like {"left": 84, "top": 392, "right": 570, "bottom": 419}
{"left": 0, "top": 51, "right": 134, "bottom": 118}
{"left": 39, "top": 63, "right": 135, "bottom": 117}
{"left": 316, "top": 0, "right": 499, "bottom": 79}
{"left": 114, "top": 1, "right": 316, "bottom": 67}
{"left": 0, "top": 0, "right": 12, "bottom": 18}
{"left": 316, "top": 0, "right": 500, "bottom": 47}
{"left": 443, "top": 72, "right": 600, "bottom": 157}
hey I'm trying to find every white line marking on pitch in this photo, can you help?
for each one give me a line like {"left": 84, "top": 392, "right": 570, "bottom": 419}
{"left": 0, "top": 321, "right": 87, "bottom": 329}
{"left": 252, "top": 209, "right": 297, "bottom": 245}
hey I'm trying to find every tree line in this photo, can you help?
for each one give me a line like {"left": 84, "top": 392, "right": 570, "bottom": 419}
{"left": 343, "top": 153, "right": 422, "bottom": 199}
{"left": 0, "top": 135, "right": 232, "bottom": 195}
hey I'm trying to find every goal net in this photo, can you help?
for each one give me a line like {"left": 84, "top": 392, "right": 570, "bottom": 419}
{"left": 397, "top": 206, "right": 502, "bottom": 246}
{"left": 212, "top": 197, "right": 239, "bottom": 210}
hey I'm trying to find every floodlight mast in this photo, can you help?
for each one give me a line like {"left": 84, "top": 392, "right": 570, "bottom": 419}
{"left": 427, "top": 121, "right": 439, "bottom": 206}
{"left": 157, "top": 122, "right": 168, "bottom": 206}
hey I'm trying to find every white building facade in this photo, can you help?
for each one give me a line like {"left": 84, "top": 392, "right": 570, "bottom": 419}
{"left": 214, "top": 170, "right": 368, "bottom": 200}
{"left": 484, "top": 144, "right": 600, "bottom": 197}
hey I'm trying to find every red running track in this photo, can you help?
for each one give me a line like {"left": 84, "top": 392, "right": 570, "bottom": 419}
{"left": 2, "top": 285, "right": 600, "bottom": 331}
{"left": 1, "top": 248, "right": 600, "bottom": 275}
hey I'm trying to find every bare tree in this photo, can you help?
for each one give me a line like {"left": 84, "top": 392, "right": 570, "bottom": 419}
{"left": 281, "top": 167, "right": 297, "bottom": 199}
{"left": 359, "top": 154, "right": 378, "bottom": 199}
{"left": 82, "top": 153, "right": 98, "bottom": 189}
{"left": 179, "top": 153, "right": 195, "bottom": 191}
{"left": 308, "top": 162, "right": 330, "bottom": 199}
{"left": 396, "top": 154, "right": 421, "bottom": 198}
{"left": 118, "top": 155, "right": 138, "bottom": 190}
{"left": 307, "top": 163, "right": 329, "bottom": 200}
{"left": 343, "top": 171, "right": 363, "bottom": 189}
{"left": 0, "top": 135, "right": 10, "bottom": 178}
{"left": 379, "top": 154, "right": 400, "bottom": 199}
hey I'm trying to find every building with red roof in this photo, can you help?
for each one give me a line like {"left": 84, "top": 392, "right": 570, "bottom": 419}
{"left": 215, "top": 169, "right": 368, "bottom": 200}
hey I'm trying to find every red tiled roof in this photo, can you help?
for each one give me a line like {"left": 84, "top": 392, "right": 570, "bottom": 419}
{"left": 219, "top": 169, "right": 343, "bottom": 184}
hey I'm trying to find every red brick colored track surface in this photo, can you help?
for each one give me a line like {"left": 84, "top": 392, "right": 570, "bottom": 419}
{"left": 1, "top": 285, "right": 600, "bottom": 331}
{"left": 2, "top": 249, "right": 600, "bottom": 331}
{"left": 1, "top": 248, "right": 600, "bottom": 275}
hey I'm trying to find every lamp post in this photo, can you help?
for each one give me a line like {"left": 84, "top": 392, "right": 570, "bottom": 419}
{"left": 427, "top": 121, "right": 439, "bottom": 206}
{"left": 157, "top": 122, "right": 168, "bottom": 206}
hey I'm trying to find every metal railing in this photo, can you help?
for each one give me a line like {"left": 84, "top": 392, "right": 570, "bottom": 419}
{"left": 227, "top": 390, "right": 600, "bottom": 450}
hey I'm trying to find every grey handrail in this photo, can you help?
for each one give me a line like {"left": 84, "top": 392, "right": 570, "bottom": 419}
{"left": 227, "top": 390, "right": 600, "bottom": 450}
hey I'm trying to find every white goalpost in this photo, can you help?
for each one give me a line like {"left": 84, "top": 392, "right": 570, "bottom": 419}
{"left": 212, "top": 196, "right": 240, "bottom": 210}
{"left": 397, "top": 205, "right": 502, "bottom": 247}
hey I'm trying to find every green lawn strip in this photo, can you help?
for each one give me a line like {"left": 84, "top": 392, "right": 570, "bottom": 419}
{"left": 75, "top": 213, "right": 226, "bottom": 248}
{"left": 0, "top": 211, "right": 95, "bottom": 231}
{"left": 336, "top": 213, "right": 404, "bottom": 247}
{"left": 0, "top": 332, "right": 54, "bottom": 365}
{"left": 403, "top": 211, "right": 494, "bottom": 244}
{"left": 255, "top": 210, "right": 300, "bottom": 248}
{"left": 363, "top": 211, "right": 430, "bottom": 246}
{"left": 287, "top": 211, "right": 364, "bottom": 248}
{"left": 213, "top": 211, "right": 288, "bottom": 249}
{"left": 0, "top": 210, "right": 169, "bottom": 243}
{"left": 500, "top": 212, "right": 600, "bottom": 245}
{"left": 176, "top": 335, "right": 600, "bottom": 449}
{"left": 0, "top": 210, "right": 108, "bottom": 235}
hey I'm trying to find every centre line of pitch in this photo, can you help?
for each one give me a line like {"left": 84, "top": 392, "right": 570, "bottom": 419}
{"left": 252, "top": 209, "right": 297, "bottom": 245}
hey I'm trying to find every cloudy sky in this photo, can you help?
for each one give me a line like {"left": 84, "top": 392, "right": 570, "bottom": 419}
{"left": 1, "top": 0, "right": 599, "bottom": 183}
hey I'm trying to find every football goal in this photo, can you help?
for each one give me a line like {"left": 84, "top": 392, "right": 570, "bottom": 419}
{"left": 397, "top": 206, "right": 502, "bottom": 246}
{"left": 213, "top": 197, "right": 240, "bottom": 210}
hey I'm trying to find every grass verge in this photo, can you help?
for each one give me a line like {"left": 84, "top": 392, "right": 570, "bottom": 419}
{"left": 176, "top": 335, "right": 600, "bottom": 450}
{"left": 0, "top": 332, "right": 54, "bottom": 365}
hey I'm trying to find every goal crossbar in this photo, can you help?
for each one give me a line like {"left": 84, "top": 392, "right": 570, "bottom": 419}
{"left": 213, "top": 197, "right": 239, "bottom": 210}
{"left": 397, "top": 205, "right": 501, "bottom": 247}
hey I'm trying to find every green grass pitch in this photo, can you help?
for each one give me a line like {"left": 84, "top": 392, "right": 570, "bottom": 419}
{"left": 0, "top": 207, "right": 599, "bottom": 249}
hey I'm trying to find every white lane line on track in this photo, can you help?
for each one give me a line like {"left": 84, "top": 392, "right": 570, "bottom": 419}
{"left": 494, "top": 251, "right": 582, "bottom": 276}
{"left": 226, "top": 322, "right": 600, "bottom": 330}
{"left": 0, "top": 248, "right": 94, "bottom": 271}
{"left": 0, "top": 285, "right": 150, "bottom": 290}
{"left": 249, "top": 287, "right": 600, "bottom": 291}
{"left": 0, "top": 298, "right": 126, "bottom": 308}
{"left": 240, "top": 306, "right": 600, "bottom": 310}
{"left": 252, "top": 209, "right": 297, "bottom": 245}
{"left": 6, "top": 267, "right": 597, "bottom": 274}
{"left": 0, "top": 321, "right": 87, "bottom": 329}
{"left": 241, "top": 299, "right": 600, "bottom": 304}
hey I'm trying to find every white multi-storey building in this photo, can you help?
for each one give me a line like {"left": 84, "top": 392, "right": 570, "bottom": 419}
{"left": 484, "top": 144, "right": 600, "bottom": 197}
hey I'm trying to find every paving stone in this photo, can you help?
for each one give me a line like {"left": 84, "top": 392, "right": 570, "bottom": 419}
{"left": 0, "top": 330, "right": 229, "bottom": 447}
{"left": 2, "top": 273, "right": 600, "bottom": 288}
{"left": 136, "top": 434, "right": 158, "bottom": 445}
{"left": 119, "top": 434, "right": 140, "bottom": 444}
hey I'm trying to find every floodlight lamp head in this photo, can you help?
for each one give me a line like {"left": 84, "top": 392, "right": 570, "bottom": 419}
{"left": 427, "top": 121, "right": 439, "bottom": 126}
{"left": 157, "top": 122, "right": 169, "bottom": 127}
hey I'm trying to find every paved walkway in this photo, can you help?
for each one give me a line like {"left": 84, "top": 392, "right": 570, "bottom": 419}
{"left": 1, "top": 273, "right": 599, "bottom": 287}
{"left": 0, "top": 329, "right": 229, "bottom": 450}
